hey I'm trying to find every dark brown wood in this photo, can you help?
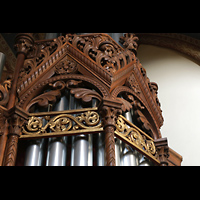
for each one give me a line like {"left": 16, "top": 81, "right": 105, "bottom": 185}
{"left": 167, "top": 147, "right": 183, "bottom": 166}
{"left": 99, "top": 98, "right": 122, "bottom": 166}
{"left": 154, "top": 137, "right": 169, "bottom": 166}
{"left": 3, "top": 135, "right": 19, "bottom": 166}
{"left": 0, "top": 33, "right": 34, "bottom": 166}
{"left": 0, "top": 33, "right": 183, "bottom": 166}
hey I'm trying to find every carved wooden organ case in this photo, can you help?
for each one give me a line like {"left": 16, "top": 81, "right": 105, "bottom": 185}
{"left": 0, "top": 33, "right": 182, "bottom": 166}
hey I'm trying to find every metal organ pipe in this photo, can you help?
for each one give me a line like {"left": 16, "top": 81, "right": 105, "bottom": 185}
{"left": 73, "top": 100, "right": 90, "bottom": 166}
{"left": 0, "top": 52, "right": 6, "bottom": 80}
{"left": 24, "top": 108, "right": 46, "bottom": 166}
{"left": 23, "top": 33, "right": 154, "bottom": 166}
{"left": 24, "top": 33, "right": 61, "bottom": 166}
{"left": 46, "top": 94, "right": 68, "bottom": 166}
{"left": 24, "top": 139, "right": 45, "bottom": 166}
{"left": 120, "top": 111, "right": 139, "bottom": 166}
{"left": 115, "top": 138, "right": 122, "bottom": 166}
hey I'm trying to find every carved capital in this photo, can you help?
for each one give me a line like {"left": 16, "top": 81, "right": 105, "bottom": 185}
{"left": 14, "top": 33, "right": 34, "bottom": 57}
{"left": 8, "top": 114, "right": 24, "bottom": 137}
{"left": 154, "top": 137, "right": 169, "bottom": 166}
{"left": 99, "top": 98, "right": 122, "bottom": 129}
{"left": 99, "top": 98, "right": 122, "bottom": 166}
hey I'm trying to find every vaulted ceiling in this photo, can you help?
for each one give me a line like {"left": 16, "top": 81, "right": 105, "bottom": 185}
{"left": 0, "top": 33, "right": 200, "bottom": 83}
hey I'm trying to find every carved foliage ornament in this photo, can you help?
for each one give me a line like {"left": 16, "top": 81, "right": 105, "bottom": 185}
{"left": 22, "top": 110, "right": 102, "bottom": 136}
{"left": 25, "top": 79, "right": 103, "bottom": 111}
{"left": 66, "top": 33, "right": 136, "bottom": 74}
{"left": 119, "top": 33, "right": 139, "bottom": 53}
{"left": 115, "top": 115, "right": 159, "bottom": 161}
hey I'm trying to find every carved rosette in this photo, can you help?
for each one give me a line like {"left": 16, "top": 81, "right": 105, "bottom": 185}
{"left": 55, "top": 58, "right": 78, "bottom": 75}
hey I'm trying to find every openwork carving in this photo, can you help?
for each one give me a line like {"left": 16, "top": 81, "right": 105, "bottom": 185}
{"left": 115, "top": 115, "right": 160, "bottom": 164}
{"left": 0, "top": 78, "right": 12, "bottom": 106}
{"left": 21, "top": 109, "right": 103, "bottom": 139}
{"left": 66, "top": 33, "right": 136, "bottom": 74}
{"left": 119, "top": 33, "right": 139, "bottom": 54}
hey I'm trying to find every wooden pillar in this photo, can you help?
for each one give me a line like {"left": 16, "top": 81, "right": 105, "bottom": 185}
{"left": 0, "top": 33, "right": 34, "bottom": 166}
{"left": 100, "top": 98, "right": 122, "bottom": 166}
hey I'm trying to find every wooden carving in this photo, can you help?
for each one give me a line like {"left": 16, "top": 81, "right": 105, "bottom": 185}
{"left": 0, "top": 33, "right": 174, "bottom": 166}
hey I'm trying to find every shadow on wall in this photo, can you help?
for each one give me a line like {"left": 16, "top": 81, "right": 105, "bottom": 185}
{"left": 137, "top": 44, "right": 200, "bottom": 166}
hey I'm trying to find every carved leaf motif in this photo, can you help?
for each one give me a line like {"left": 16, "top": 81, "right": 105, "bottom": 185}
{"left": 26, "top": 90, "right": 61, "bottom": 111}
{"left": 119, "top": 33, "right": 139, "bottom": 53}
{"left": 116, "top": 97, "right": 132, "bottom": 112}
{"left": 70, "top": 88, "right": 102, "bottom": 103}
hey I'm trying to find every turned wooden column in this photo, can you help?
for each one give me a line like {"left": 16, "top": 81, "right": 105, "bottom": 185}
{"left": 100, "top": 98, "right": 122, "bottom": 166}
{"left": 1, "top": 33, "right": 34, "bottom": 166}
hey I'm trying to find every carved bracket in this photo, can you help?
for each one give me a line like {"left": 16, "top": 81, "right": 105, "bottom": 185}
{"left": 154, "top": 137, "right": 169, "bottom": 166}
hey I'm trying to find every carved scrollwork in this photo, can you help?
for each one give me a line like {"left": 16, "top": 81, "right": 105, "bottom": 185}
{"left": 66, "top": 33, "right": 136, "bottom": 74}
{"left": 70, "top": 88, "right": 102, "bottom": 104}
{"left": 115, "top": 115, "right": 158, "bottom": 159}
{"left": 0, "top": 78, "right": 12, "bottom": 106}
{"left": 26, "top": 90, "right": 62, "bottom": 111}
{"left": 22, "top": 111, "right": 102, "bottom": 136}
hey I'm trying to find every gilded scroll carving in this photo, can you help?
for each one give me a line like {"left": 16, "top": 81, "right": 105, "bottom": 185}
{"left": 22, "top": 110, "right": 102, "bottom": 136}
{"left": 115, "top": 115, "right": 158, "bottom": 160}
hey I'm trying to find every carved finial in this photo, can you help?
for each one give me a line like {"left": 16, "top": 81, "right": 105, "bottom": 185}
{"left": 14, "top": 33, "right": 34, "bottom": 57}
{"left": 119, "top": 33, "right": 139, "bottom": 54}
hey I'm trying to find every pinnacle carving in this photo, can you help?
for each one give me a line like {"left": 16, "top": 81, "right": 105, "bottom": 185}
{"left": 119, "top": 33, "right": 139, "bottom": 54}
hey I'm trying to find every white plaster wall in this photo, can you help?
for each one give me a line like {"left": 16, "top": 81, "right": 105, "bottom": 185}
{"left": 137, "top": 45, "right": 200, "bottom": 166}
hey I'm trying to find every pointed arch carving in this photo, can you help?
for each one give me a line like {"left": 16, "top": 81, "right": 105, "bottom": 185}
{"left": 111, "top": 85, "right": 161, "bottom": 139}
{"left": 17, "top": 74, "right": 110, "bottom": 111}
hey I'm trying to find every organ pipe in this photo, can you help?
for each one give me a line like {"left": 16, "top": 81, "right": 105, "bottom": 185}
{"left": 22, "top": 33, "right": 156, "bottom": 166}
{"left": 120, "top": 111, "right": 139, "bottom": 166}
{"left": 73, "top": 100, "right": 90, "bottom": 166}
{"left": 24, "top": 108, "right": 46, "bottom": 166}
{"left": 46, "top": 94, "right": 68, "bottom": 166}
